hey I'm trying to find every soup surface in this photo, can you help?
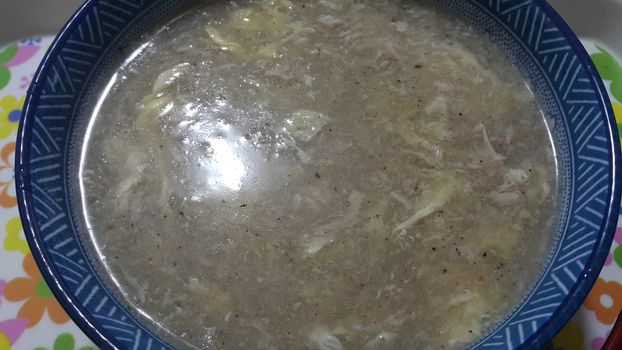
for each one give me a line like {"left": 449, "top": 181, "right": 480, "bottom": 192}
{"left": 80, "top": 0, "right": 557, "bottom": 349}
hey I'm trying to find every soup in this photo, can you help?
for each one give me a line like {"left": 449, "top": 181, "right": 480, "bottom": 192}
{"left": 79, "top": 0, "right": 557, "bottom": 349}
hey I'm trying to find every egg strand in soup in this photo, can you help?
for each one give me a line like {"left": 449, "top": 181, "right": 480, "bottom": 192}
{"left": 80, "top": 0, "right": 557, "bottom": 349}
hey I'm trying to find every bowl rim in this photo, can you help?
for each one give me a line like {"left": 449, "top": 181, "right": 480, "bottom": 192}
{"left": 512, "top": 1, "right": 621, "bottom": 348}
{"left": 17, "top": 2, "right": 125, "bottom": 349}
{"left": 14, "top": 0, "right": 622, "bottom": 349}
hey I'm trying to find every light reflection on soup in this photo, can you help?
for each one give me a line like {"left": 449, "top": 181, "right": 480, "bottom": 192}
{"left": 79, "top": 0, "right": 557, "bottom": 349}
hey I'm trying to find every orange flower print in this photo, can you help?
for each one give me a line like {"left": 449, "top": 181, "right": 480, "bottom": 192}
{"left": 584, "top": 277, "right": 622, "bottom": 325}
{"left": 4, "top": 253, "right": 70, "bottom": 327}
{"left": 0, "top": 142, "right": 15, "bottom": 208}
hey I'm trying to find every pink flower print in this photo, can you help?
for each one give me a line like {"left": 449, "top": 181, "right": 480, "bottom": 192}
{"left": 0, "top": 318, "right": 28, "bottom": 345}
{"left": 591, "top": 331, "right": 610, "bottom": 350}
{"left": 20, "top": 74, "right": 33, "bottom": 90}
{"left": 615, "top": 227, "right": 622, "bottom": 245}
{"left": 605, "top": 252, "right": 614, "bottom": 266}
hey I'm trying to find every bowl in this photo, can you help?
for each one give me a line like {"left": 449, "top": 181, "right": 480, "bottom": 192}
{"left": 15, "top": 0, "right": 622, "bottom": 349}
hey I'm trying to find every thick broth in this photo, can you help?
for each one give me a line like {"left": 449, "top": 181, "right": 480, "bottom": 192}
{"left": 80, "top": 0, "right": 557, "bottom": 349}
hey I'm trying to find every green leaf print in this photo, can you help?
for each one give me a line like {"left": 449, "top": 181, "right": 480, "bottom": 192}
{"left": 591, "top": 47, "right": 622, "bottom": 103}
{"left": 615, "top": 245, "right": 622, "bottom": 268}
{"left": 53, "top": 334, "right": 74, "bottom": 350}
{"left": 0, "top": 44, "right": 18, "bottom": 90}
{"left": 34, "top": 333, "right": 96, "bottom": 350}
{"left": 0, "top": 44, "right": 17, "bottom": 65}
{"left": 0, "top": 67, "right": 10, "bottom": 90}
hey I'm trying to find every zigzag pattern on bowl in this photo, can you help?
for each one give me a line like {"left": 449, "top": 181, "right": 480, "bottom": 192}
{"left": 26, "top": 1, "right": 178, "bottom": 348}
{"left": 439, "top": 1, "right": 612, "bottom": 348}
{"left": 19, "top": 0, "right": 615, "bottom": 349}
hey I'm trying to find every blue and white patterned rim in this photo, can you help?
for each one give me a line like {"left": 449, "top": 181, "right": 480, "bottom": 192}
{"left": 14, "top": 0, "right": 622, "bottom": 349}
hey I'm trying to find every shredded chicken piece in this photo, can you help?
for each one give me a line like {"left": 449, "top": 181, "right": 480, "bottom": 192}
{"left": 308, "top": 328, "right": 345, "bottom": 350}
{"left": 476, "top": 122, "right": 505, "bottom": 161}
{"left": 393, "top": 178, "right": 458, "bottom": 234}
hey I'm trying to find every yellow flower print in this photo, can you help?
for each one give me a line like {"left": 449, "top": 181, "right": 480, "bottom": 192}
{"left": 614, "top": 101, "right": 622, "bottom": 123}
{"left": 613, "top": 101, "right": 622, "bottom": 144}
{"left": 0, "top": 332, "right": 10, "bottom": 350}
{"left": 0, "top": 95, "right": 24, "bottom": 139}
{"left": 3, "top": 217, "right": 28, "bottom": 254}
{"left": 551, "top": 319, "right": 585, "bottom": 350}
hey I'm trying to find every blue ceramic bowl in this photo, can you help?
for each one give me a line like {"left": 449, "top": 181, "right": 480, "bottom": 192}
{"left": 15, "top": 0, "right": 622, "bottom": 349}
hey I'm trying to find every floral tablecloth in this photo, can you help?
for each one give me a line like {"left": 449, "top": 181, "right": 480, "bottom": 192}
{"left": 0, "top": 36, "right": 93, "bottom": 350}
{"left": 0, "top": 34, "right": 621, "bottom": 350}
